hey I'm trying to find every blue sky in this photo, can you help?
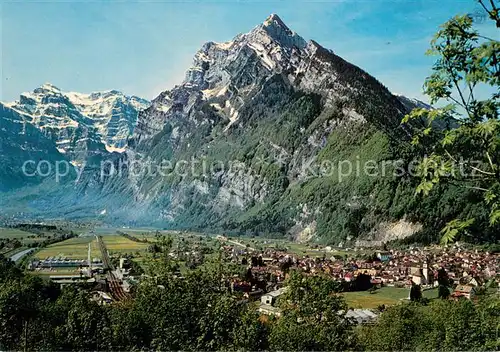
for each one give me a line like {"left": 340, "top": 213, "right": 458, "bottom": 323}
{"left": 0, "top": 0, "right": 489, "bottom": 103}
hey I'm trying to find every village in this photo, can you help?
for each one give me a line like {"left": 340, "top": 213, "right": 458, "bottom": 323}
{"left": 216, "top": 236, "right": 499, "bottom": 317}
{"left": 15, "top": 226, "right": 499, "bottom": 325}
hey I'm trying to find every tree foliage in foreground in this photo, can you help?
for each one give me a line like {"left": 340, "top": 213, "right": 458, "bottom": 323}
{"left": 403, "top": 0, "right": 500, "bottom": 244}
{"left": 0, "top": 256, "right": 499, "bottom": 351}
{"left": 358, "top": 297, "right": 500, "bottom": 351}
{"left": 270, "top": 271, "right": 355, "bottom": 351}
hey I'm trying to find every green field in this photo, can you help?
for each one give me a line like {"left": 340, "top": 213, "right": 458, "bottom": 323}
{"left": 0, "top": 227, "right": 46, "bottom": 245}
{"left": 342, "top": 286, "right": 439, "bottom": 308}
{"left": 0, "top": 227, "right": 37, "bottom": 239}
{"left": 35, "top": 236, "right": 101, "bottom": 260}
{"left": 0, "top": 227, "right": 48, "bottom": 257}
{"left": 101, "top": 235, "right": 149, "bottom": 254}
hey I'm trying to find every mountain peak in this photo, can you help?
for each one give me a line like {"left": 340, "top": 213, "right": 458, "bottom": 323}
{"left": 253, "top": 13, "right": 306, "bottom": 50}
{"left": 35, "top": 82, "right": 61, "bottom": 94}
{"left": 41, "top": 82, "right": 59, "bottom": 89}
{"left": 263, "top": 14, "right": 290, "bottom": 32}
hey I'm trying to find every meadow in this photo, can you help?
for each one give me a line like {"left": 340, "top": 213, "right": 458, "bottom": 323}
{"left": 35, "top": 236, "right": 101, "bottom": 260}
{"left": 342, "top": 286, "right": 439, "bottom": 308}
{"left": 101, "top": 235, "right": 149, "bottom": 255}
{"left": 0, "top": 227, "right": 37, "bottom": 239}
{"left": 0, "top": 227, "right": 47, "bottom": 257}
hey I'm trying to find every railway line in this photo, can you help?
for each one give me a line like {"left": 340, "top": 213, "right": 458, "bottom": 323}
{"left": 96, "top": 235, "right": 130, "bottom": 301}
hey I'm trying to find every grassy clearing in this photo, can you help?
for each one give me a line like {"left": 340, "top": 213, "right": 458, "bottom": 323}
{"left": 0, "top": 228, "right": 47, "bottom": 257}
{"left": 342, "top": 286, "right": 439, "bottom": 308}
{"left": 35, "top": 236, "right": 101, "bottom": 260}
{"left": 0, "top": 228, "right": 37, "bottom": 239}
{"left": 22, "top": 238, "right": 46, "bottom": 245}
{"left": 101, "top": 235, "right": 149, "bottom": 255}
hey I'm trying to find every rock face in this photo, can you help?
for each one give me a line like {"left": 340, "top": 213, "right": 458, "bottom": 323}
{"left": 134, "top": 14, "right": 408, "bottom": 148}
{"left": 6, "top": 83, "right": 149, "bottom": 165}
{"left": 1, "top": 14, "right": 440, "bottom": 243}
{"left": 395, "top": 94, "right": 433, "bottom": 112}
{"left": 0, "top": 103, "right": 66, "bottom": 191}
{"left": 114, "top": 14, "right": 420, "bottom": 241}
{"left": 134, "top": 14, "right": 308, "bottom": 145}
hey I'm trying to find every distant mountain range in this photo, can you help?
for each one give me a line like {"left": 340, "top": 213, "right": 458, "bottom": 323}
{"left": 3, "top": 14, "right": 474, "bottom": 245}
{"left": 4, "top": 83, "right": 149, "bottom": 166}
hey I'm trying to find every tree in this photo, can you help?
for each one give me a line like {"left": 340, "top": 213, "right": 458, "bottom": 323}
{"left": 0, "top": 256, "right": 22, "bottom": 282}
{"left": 109, "top": 302, "right": 151, "bottom": 350}
{"left": 357, "top": 304, "right": 425, "bottom": 351}
{"left": 231, "top": 308, "right": 269, "bottom": 351}
{"left": 279, "top": 256, "right": 293, "bottom": 273}
{"left": 438, "top": 284, "right": 451, "bottom": 299}
{"left": 185, "top": 251, "right": 204, "bottom": 270}
{"left": 269, "top": 271, "right": 354, "bottom": 351}
{"left": 147, "top": 235, "right": 178, "bottom": 280}
{"left": 437, "top": 267, "right": 451, "bottom": 298}
{"left": 0, "top": 276, "right": 64, "bottom": 351}
{"left": 54, "top": 289, "right": 112, "bottom": 351}
{"left": 351, "top": 273, "right": 373, "bottom": 291}
{"left": 402, "top": 0, "right": 500, "bottom": 244}
{"left": 410, "top": 283, "right": 423, "bottom": 301}
{"left": 358, "top": 298, "right": 500, "bottom": 351}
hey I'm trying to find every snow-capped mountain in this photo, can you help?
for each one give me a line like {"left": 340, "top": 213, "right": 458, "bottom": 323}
{"left": 6, "top": 83, "right": 149, "bottom": 164}
{"left": 2, "top": 14, "right": 444, "bottom": 243}
{"left": 123, "top": 14, "right": 423, "bottom": 236}
{"left": 134, "top": 14, "right": 408, "bottom": 149}
{"left": 135, "top": 14, "right": 311, "bottom": 143}
{"left": 0, "top": 103, "right": 67, "bottom": 191}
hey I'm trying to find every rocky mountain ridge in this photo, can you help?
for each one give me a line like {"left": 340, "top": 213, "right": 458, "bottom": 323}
{"left": 5, "top": 83, "right": 149, "bottom": 165}
{"left": 115, "top": 14, "right": 431, "bottom": 242}
{"left": 135, "top": 14, "right": 421, "bottom": 148}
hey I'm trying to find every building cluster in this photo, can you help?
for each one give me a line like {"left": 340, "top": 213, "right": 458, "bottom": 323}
{"left": 29, "top": 257, "right": 103, "bottom": 270}
{"left": 222, "top": 242, "right": 499, "bottom": 303}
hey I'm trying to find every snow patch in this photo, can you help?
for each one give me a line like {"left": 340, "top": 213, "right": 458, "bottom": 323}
{"left": 247, "top": 42, "right": 275, "bottom": 70}
{"left": 215, "top": 41, "right": 233, "bottom": 50}
{"left": 104, "top": 144, "right": 126, "bottom": 153}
